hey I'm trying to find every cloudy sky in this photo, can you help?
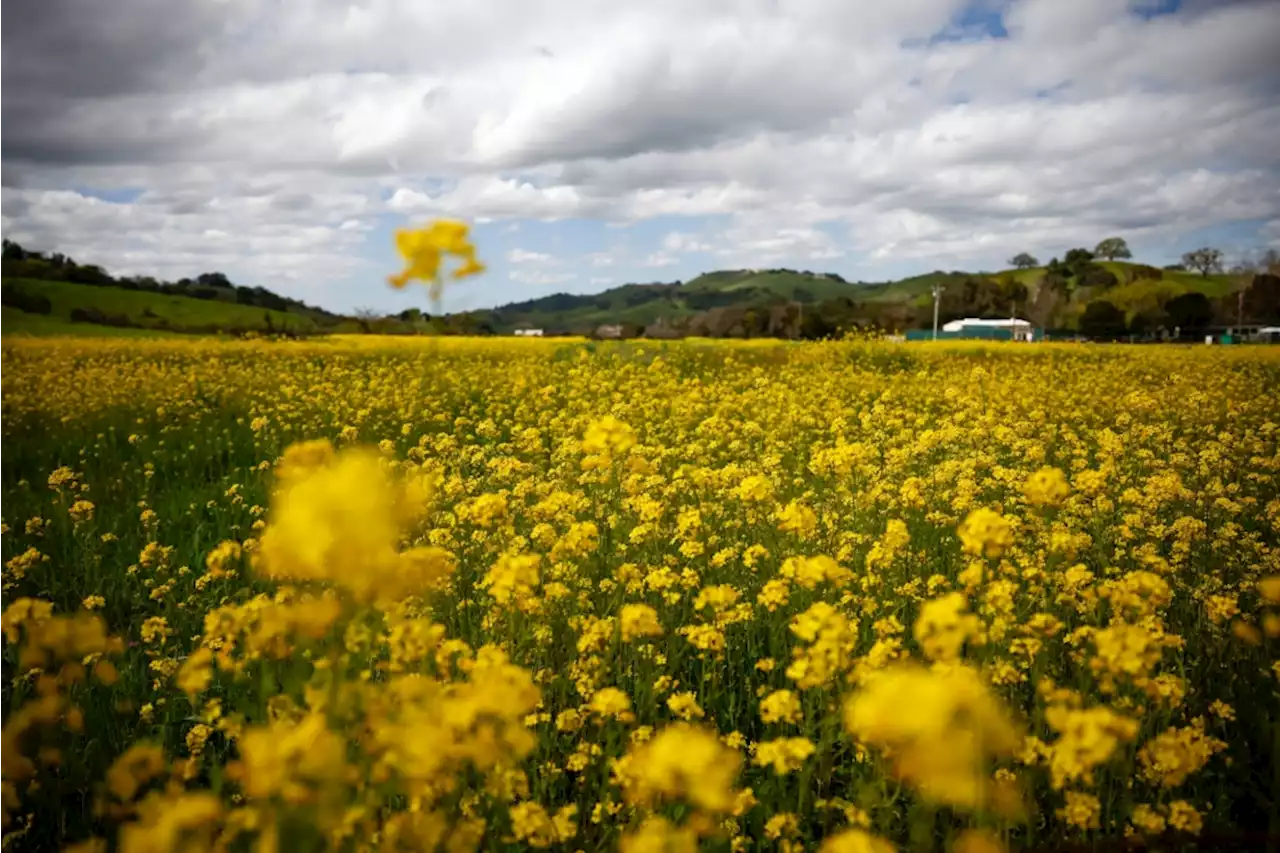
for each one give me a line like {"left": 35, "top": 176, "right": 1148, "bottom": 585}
{"left": 3, "top": 0, "right": 1279, "bottom": 314}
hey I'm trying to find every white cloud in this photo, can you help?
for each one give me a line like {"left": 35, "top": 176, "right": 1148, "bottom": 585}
{"left": 714, "top": 218, "right": 846, "bottom": 266}
{"left": 662, "top": 231, "right": 712, "bottom": 252}
{"left": 392, "top": 176, "right": 587, "bottom": 221}
{"left": 509, "top": 269, "right": 577, "bottom": 285}
{"left": 508, "top": 248, "right": 555, "bottom": 264}
{"left": 0, "top": 183, "right": 375, "bottom": 303}
{"left": 1261, "top": 219, "right": 1280, "bottom": 249}
{"left": 643, "top": 251, "right": 678, "bottom": 267}
{"left": 3, "top": 0, "right": 1278, "bottom": 308}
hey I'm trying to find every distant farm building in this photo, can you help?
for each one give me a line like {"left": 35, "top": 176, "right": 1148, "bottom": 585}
{"left": 643, "top": 318, "right": 683, "bottom": 339}
{"left": 594, "top": 324, "right": 624, "bottom": 340}
{"left": 513, "top": 328, "right": 544, "bottom": 337}
{"left": 907, "top": 318, "right": 1037, "bottom": 342}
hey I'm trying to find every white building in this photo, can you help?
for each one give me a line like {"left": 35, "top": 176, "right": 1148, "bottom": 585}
{"left": 513, "top": 328, "right": 544, "bottom": 337}
{"left": 941, "top": 317, "right": 1035, "bottom": 342}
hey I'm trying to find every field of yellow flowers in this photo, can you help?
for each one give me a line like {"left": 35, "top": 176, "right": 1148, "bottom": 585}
{"left": 2, "top": 334, "right": 1279, "bottom": 853}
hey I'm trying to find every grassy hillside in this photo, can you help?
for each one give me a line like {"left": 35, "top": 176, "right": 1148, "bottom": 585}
{"left": 492, "top": 270, "right": 885, "bottom": 333}
{"left": 1, "top": 307, "right": 187, "bottom": 338}
{"left": 857, "top": 271, "right": 975, "bottom": 302}
{"left": 681, "top": 269, "right": 858, "bottom": 301}
{"left": 1098, "top": 262, "right": 1238, "bottom": 295}
{"left": 474, "top": 261, "right": 1249, "bottom": 335}
{"left": 0, "top": 260, "right": 1249, "bottom": 339}
{"left": 1, "top": 278, "right": 322, "bottom": 335}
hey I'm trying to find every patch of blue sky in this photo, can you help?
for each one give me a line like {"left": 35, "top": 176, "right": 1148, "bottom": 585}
{"left": 73, "top": 187, "right": 143, "bottom": 204}
{"left": 1131, "top": 0, "right": 1181, "bottom": 22}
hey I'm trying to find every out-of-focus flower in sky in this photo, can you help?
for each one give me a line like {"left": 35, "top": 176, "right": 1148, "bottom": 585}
{"left": 388, "top": 219, "right": 486, "bottom": 303}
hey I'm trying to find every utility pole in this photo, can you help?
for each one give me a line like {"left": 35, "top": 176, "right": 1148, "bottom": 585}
{"left": 931, "top": 283, "right": 943, "bottom": 340}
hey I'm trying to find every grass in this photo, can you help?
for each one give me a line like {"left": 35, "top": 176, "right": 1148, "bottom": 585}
{"left": 1110, "top": 263, "right": 1239, "bottom": 296}
{"left": 2, "top": 278, "right": 322, "bottom": 335}
{"left": 683, "top": 270, "right": 858, "bottom": 302}
{"left": 1, "top": 307, "right": 189, "bottom": 338}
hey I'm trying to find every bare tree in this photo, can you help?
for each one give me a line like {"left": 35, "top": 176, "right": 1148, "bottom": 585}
{"left": 353, "top": 306, "right": 382, "bottom": 334}
{"left": 1262, "top": 248, "right": 1280, "bottom": 275}
{"left": 1180, "top": 247, "right": 1223, "bottom": 277}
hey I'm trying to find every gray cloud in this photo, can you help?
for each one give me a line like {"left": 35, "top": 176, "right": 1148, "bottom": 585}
{"left": 2, "top": 0, "right": 222, "bottom": 100}
{"left": 3, "top": 0, "right": 1279, "bottom": 305}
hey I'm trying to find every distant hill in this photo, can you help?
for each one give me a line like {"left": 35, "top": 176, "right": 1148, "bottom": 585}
{"left": 468, "top": 268, "right": 959, "bottom": 335}
{"left": 2, "top": 235, "right": 1269, "bottom": 340}
{"left": 444, "top": 260, "right": 1255, "bottom": 338}
{"left": 1, "top": 278, "right": 347, "bottom": 337}
{"left": 1, "top": 238, "right": 356, "bottom": 337}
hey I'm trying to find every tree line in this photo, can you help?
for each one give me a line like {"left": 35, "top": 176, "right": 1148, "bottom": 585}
{"left": 1, "top": 239, "right": 343, "bottom": 324}
{"left": 1006, "top": 237, "right": 1240, "bottom": 277}
{"left": 6, "top": 234, "right": 1277, "bottom": 342}
{"left": 625, "top": 239, "right": 1279, "bottom": 341}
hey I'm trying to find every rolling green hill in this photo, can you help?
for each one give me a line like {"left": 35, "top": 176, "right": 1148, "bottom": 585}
{"left": 485, "top": 269, "right": 950, "bottom": 333}
{"left": 0, "top": 307, "right": 187, "bottom": 338}
{"left": 459, "top": 261, "right": 1248, "bottom": 336}
{"left": 0, "top": 259, "right": 1252, "bottom": 339}
{"left": 1, "top": 278, "right": 330, "bottom": 336}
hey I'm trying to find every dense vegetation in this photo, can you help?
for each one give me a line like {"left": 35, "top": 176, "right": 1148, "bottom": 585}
{"left": 411, "top": 240, "right": 1278, "bottom": 340}
{"left": 3, "top": 336, "right": 1279, "bottom": 853}
{"left": 0, "top": 279, "right": 340, "bottom": 337}
{"left": 4, "top": 237, "right": 1276, "bottom": 341}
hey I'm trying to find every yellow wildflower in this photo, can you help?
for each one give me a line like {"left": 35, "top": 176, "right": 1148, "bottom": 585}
{"left": 753, "top": 738, "right": 816, "bottom": 774}
{"left": 759, "top": 689, "right": 803, "bottom": 725}
{"left": 623, "top": 723, "right": 741, "bottom": 813}
{"left": 957, "top": 508, "right": 1014, "bottom": 559}
{"left": 1024, "top": 467, "right": 1071, "bottom": 506}
{"left": 387, "top": 219, "right": 485, "bottom": 302}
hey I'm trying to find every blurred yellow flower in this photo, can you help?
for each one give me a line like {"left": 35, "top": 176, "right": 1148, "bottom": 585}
{"left": 1258, "top": 575, "right": 1280, "bottom": 604}
{"left": 1057, "top": 791, "right": 1101, "bottom": 831}
{"left": 819, "top": 828, "right": 896, "bottom": 853}
{"left": 1023, "top": 466, "right": 1071, "bottom": 507}
{"left": 843, "top": 663, "right": 1019, "bottom": 810}
{"left": 952, "top": 829, "right": 1006, "bottom": 853}
{"left": 623, "top": 723, "right": 741, "bottom": 813}
{"left": 619, "top": 604, "right": 664, "bottom": 642}
{"left": 913, "top": 593, "right": 981, "bottom": 662}
{"left": 619, "top": 816, "right": 699, "bottom": 853}
{"left": 388, "top": 219, "right": 485, "bottom": 302}
{"left": 255, "top": 444, "right": 442, "bottom": 603}
{"left": 957, "top": 508, "right": 1014, "bottom": 559}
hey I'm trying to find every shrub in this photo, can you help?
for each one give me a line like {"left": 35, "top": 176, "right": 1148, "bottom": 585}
{"left": 1, "top": 284, "right": 53, "bottom": 315}
{"left": 1079, "top": 299, "right": 1126, "bottom": 339}
{"left": 1124, "top": 264, "right": 1163, "bottom": 284}
{"left": 1077, "top": 266, "right": 1119, "bottom": 290}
